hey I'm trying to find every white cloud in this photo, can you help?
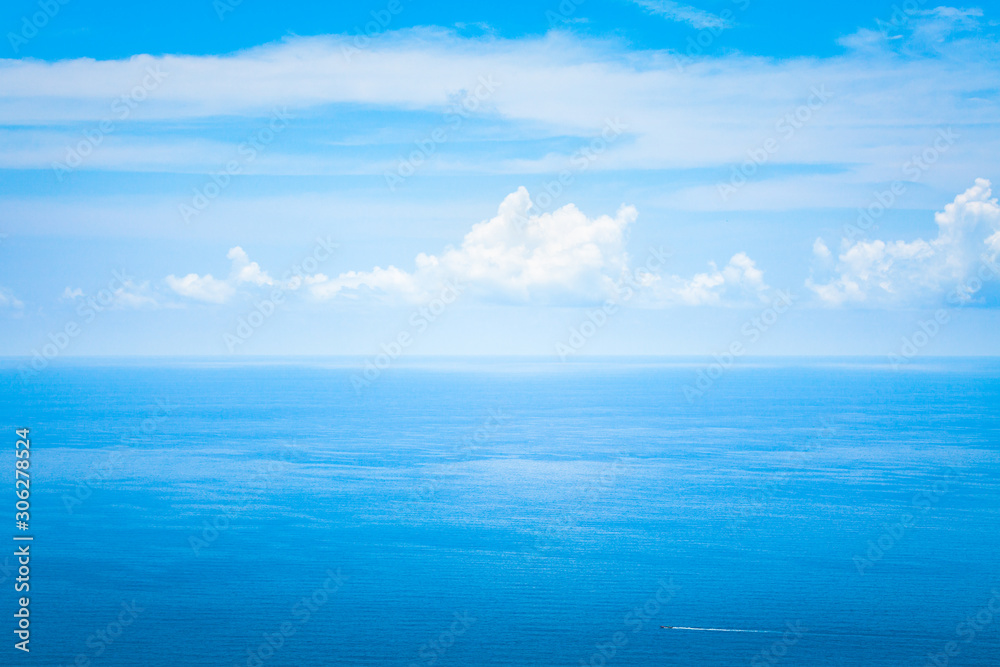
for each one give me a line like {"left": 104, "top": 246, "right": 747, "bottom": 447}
{"left": 227, "top": 246, "right": 273, "bottom": 286}
{"left": 310, "top": 265, "right": 422, "bottom": 301}
{"left": 840, "top": 6, "right": 987, "bottom": 54}
{"left": 0, "top": 287, "right": 23, "bottom": 309}
{"left": 111, "top": 281, "right": 159, "bottom": 309}
{"left": 310, "top": 187, "right": 636, "bottom": 304}
{"left": 807, "top": 178, "right": 1000, "bottom": 306}
{"left": 629, "top": 0, "right": 732, "bottom": 29}
{"left": 62, "top": 281, "right": 158, "bottom": 309}
{"left": 0, "top": 22, "right": 997, "bottom": 203}
{"left": 656, "top": 252, "right": 770, "bottom": 306}
{"left": 812, "top": 238, "right": 832, "bottom": 261}
{"left": 310, "top": 187, "right": 768, "bottom": 307}
{"left": 165, "top": 273, "right": 234, "bottom": 304}
{"left": 165, "top": 246, "right": 282, "bottom": 303}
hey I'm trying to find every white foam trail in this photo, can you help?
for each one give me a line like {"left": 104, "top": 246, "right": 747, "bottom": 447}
{"left": 668, "top": 627, "right": 777, "bottom": 633}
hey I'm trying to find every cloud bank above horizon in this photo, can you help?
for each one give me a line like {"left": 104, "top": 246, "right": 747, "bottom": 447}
{"left": 2, "top": 3, "right": 1000, "bottom": 361}
{"left": 57, "top": 178, "right": 993, "bottom": 311}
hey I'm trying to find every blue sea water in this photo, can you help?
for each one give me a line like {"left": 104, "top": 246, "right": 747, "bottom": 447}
{"left": 1, "top": 357, "right": 998, "bottom": 666}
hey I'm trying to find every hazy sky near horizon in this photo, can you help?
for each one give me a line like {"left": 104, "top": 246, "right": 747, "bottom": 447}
{"left": 1, "top": 0, "right": 1000, "bottom": 358}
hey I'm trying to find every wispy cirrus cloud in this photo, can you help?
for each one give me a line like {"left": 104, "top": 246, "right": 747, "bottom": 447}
{"left": 0, "top": 11, "right": 996, "bottom": 211}
{"left": 0, "top": 287, "right": 24, "bottom": 310}
{"left": 629, "top": 0, "right": 732, "bottom": 30}
{"left": 61, "top": 280, "right": 158, "bottom": 310}
{"left": 840, "top": 6, "right": 987, "bottom": 54}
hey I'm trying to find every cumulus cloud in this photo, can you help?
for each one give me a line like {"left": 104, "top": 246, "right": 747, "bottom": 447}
{"left": 165, "top": 246, "right": 274, "bottom": 303}
{"left": 310, "top": 187, "right": 768, "bottom": 307}
{"left": 228, "top": 246, "right": 274, "bottom": 287}
{"left": 154, "top": 192, "right": 769, "bottom": 309}
{"left": 655, "top": 252, "right": 770, "bottom": 306}
{"left": 812, "top": 238, "right": 832, "bottom": 261}
{"left": 807, "top": 178, "right": 1000, "bottom": 306}
{"left": 309, "top": 187, "right": 635, "bottom": 304}
{"left": 165, "top": 273, "right": 235, "bottom": 304}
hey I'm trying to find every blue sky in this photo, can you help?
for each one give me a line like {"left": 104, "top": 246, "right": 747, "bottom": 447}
{"left": 1, "top": 0, "right": 1000, "bottom": 358}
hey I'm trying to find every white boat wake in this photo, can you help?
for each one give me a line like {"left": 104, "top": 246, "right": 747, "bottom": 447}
{"left": 666, "top": 627, "right": 779, "bottom": 633}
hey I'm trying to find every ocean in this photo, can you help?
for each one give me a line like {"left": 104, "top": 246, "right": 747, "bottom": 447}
{"left": 1, "top": 357, "right": 998, "bottom": 666}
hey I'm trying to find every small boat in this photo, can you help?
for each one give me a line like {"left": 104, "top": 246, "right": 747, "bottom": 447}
{"left": 660, "top": 626, "right": 673, "bottom": 629}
